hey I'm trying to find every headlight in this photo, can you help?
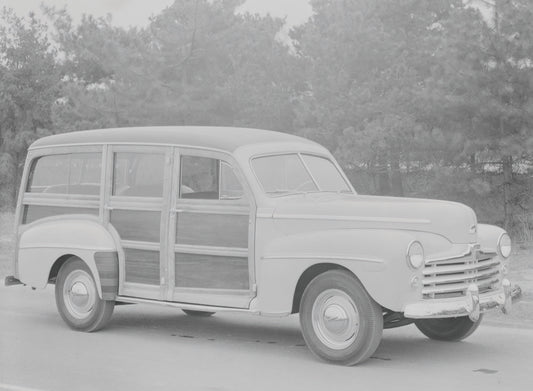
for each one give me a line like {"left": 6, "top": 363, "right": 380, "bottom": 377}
{"left": 407, "top": 241, "right": 424, "bottom": 269}
{"left": 498, "top": 233, "right": 512, "bottom": 258}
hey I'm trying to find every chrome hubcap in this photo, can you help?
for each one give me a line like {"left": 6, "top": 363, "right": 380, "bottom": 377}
{"left": 312, "top": 289, "right": 360, "bottom": 350}
{"left": 63, "top": 270, "right": 96, "bottom": 319}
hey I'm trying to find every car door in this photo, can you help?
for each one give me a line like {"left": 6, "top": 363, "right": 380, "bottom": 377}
{"left": 167, "top": 148, "right": 256, "bottom": 308}
{"left": 104, "top": 145, "right": 172, "bottom": 300}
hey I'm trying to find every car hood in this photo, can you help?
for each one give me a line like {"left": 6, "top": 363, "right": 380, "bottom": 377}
{"left": 271, "top": 193, "right": 477, "bottom": 244}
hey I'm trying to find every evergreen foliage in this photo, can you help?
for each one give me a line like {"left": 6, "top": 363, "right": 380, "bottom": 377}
{"left": 0, "top": 0, "right": 532, "bottom": 238}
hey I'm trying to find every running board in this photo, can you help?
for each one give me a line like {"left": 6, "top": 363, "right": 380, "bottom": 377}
{"left": 115, "top": 295, "right": 256, "bottom": 314}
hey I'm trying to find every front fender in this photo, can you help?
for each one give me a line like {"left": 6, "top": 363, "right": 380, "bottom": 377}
{"left": 477, "top": 223, "right": 506, "bottom": 253}
{"left": 256, "top": 229, "right": 426, "bottom": 314}
{"left": 17, "top": 216, "right": 118, "bottom": 298}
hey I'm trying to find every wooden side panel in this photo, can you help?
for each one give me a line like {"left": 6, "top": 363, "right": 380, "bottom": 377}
{"left": 175, "top": 253, "right": 249, "bottom": 289}
{"left": 23, "top": 205, "right": 98, "bottom": 224}
{"left": 124, "top": 248, "right": 160, "bottom": 285}
{"left": 110, "top": 210, "right": 161, "bottom": 242}
{"left": 176, "top": 212, "right": 248, "bottom": 248}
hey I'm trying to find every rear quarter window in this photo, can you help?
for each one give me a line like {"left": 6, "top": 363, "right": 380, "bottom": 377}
{"left": 26, "top": 153, "right": 102, "bottom": 195}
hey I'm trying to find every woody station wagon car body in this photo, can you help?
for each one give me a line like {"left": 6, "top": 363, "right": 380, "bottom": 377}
{"left": 6, "top": 126, "right": 522, "bottom": 365}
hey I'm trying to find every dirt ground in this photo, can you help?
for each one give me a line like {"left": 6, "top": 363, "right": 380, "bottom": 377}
{"left": 1, "top": 211, "right": 531, "bottom": 327}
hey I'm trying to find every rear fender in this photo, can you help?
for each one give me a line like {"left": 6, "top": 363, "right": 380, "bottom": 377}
{"left": 17, "top": 216, "right": 118, "bottom": 299}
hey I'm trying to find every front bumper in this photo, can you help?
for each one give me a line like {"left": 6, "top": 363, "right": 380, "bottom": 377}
{"left": 404, "top": 278, "right": 522, "bottom": 322}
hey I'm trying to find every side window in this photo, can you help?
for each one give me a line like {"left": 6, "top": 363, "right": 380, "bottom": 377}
{"left": 180, "top": 156, "right": 245, "bottom": 201}
{"left": 220, "top": 162, "right": 244, "bottom": 200}
{"left": 27, "top": 153, "right": 101, "bottom": 195}
{"left": 27, "top": 155, "right": 69, "bottom": 193}
{"left": 112, "top": 152, "right": 165, "bottom": 197}
{"left": 67, "top": 153, "right": 102, "bottom": 195}
{"left": 180, "top": 156, "right": 219, "bottom": 199}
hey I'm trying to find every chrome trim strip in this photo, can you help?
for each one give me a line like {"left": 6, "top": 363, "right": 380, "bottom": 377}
{"left": 421, "top": 277, "right": 499, "bottom": 295}
{"left": 422, "top": 259, "right": 500, "bottom": 276}
{"left": 425, "top": 244, "right": 497, "bottom": 264}
{"left": 262, "top": 255, "right": 384, "bottom": 263}
{"left": 425, "top": 248, "right": 473, "bottom": 264}
{"left": 272, "top": 214, "right": 431, "bottom": 224}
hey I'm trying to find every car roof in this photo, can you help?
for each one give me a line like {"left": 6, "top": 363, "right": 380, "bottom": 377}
{"left": 29, "top": 126, "right": 317, "bottom": 152}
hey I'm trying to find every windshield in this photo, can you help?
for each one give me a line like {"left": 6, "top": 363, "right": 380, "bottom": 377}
{"left": 251, "top": 153, "right": 352, "bottom": 196}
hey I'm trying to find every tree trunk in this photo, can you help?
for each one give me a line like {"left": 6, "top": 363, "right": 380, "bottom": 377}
{"left": 502, "top": 155, "right": 513, "bottom": 232}
{"left": 12, "top": 152, "right": 26, "bottom": 208}
{"left": 470, "top": 154, "right": 476, "bottom": 173}
{"left": 375, "top": 156, "right": 391, "bottom": 196}
{"left": 390, "top": 157, "right": 404, "bottom": 197}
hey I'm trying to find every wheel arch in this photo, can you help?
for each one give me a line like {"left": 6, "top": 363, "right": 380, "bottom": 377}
{"left": 48, "top": 254, "right": 78, "bottom": 283}
{"left": 291, "top": 263, "right": 353, "bottom": 314}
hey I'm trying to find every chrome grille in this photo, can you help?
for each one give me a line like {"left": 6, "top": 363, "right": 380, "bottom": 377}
{"left": 422, "top": 247, "right": 501, "bottom": 299}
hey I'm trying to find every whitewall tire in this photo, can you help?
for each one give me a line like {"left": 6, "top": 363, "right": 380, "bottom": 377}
{"left": 299, "top": 270, "right": 383, "bottom": 365}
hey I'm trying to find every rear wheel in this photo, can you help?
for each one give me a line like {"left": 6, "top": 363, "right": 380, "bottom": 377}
{"left": 299, "top": 270, "right": 383, "bottom": 365}
{"left": 182, "top": 309, "right": 215, "bottom": 317}
{"left": 414, "top": 315, "right": 483, "bottom": 341}
{"left": 55, "top": 259, "right": 114, "bottom": 332}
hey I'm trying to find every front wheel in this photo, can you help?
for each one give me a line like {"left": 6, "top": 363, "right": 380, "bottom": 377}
{"left": 299, "top": 270, "right": 383, "bottom": 365}
{"left": 55, "top": 259, "right": 114, "bottom": 332}
{"left": 414, "top": 315, "right": 483, "bottom": 341}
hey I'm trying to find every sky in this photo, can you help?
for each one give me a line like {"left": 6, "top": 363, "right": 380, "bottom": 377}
{"left": 1, "top": 0, "right": 313, "bottom": 28}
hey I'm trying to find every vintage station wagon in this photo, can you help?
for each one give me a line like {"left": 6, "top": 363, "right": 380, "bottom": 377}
{"left": 5, "top": 126, "right": 522, "bottom": 365}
